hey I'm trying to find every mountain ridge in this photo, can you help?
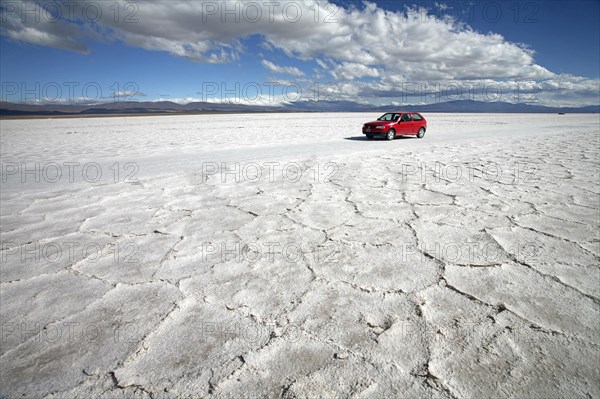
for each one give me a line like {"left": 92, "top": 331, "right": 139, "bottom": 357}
{"left": 1, "top": 100, "right": 598, "bottom": 117}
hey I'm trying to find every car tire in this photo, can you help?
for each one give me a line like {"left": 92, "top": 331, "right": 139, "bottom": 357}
{"left": 386, "top": 129, "right": 396, "bottom": 140}
{"left": 417, "top": 128, "right": 425, "bottom": 138}
{"left": 366, "top": 134, "right": 374, "bottom": 139}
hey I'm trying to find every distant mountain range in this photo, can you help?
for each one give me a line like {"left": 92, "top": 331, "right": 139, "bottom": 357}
{"left": 1, "top": 100, "right": 598, "bottom": 117}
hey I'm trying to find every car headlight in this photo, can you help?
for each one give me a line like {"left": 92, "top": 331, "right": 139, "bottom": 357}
{"left": 376, "top": 126, "right": 385, "bottom": 129}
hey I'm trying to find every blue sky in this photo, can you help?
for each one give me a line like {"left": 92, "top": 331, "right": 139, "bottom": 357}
{"left": 1, "top": 0, "right": 598, "bottom": 107}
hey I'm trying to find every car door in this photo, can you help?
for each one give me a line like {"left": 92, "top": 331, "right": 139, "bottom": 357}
{"left": 392, "top": 113, "right": 401, "bottom": 130}
{"left": 399, "top": 113, "right": 413, "bottom": 134}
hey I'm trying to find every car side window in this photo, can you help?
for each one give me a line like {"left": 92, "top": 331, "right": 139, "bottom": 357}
{"left": 412, "top": 113, "right": 422, "bottom": 121}
{"left": 401, "top": 114, "right": 411, "bottom": 122}
{"left": 393, "top": 114, "right": 400, "bottom": 121}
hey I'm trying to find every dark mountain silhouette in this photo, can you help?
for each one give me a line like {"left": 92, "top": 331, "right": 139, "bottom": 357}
{"left": 1, "top": 100, "right": 598, "bottom": 117}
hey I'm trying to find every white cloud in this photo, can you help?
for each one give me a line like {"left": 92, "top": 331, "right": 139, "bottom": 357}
{"left": 153, "top": 96, "right": 288, "bottom": 106}
{"left": 261, "top": 60, "right": 305, "bottom": 77}
{"left": 2, "top": 0, "right": 551, "bottom": 79}
{"left": 2, "top": 0, "right": 598, "bottom": 106}
{"left": 315, "top": 59, "right": 329, "bottom": 70}
{"left": 154, "top": 97, "right": 203, "bottom": 104}
{"left": 0, "top": 1, "right": 89, "bottom": 53}
{"left": 201, "top": 95, "right": 289, "bottom": 107}
{"left": 331, "top": 62, "right": 380, "bottom": 80}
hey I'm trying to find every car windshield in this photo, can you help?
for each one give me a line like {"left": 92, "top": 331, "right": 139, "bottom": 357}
{"left": 377, "top": 113, "right": 398, "bottom": 121}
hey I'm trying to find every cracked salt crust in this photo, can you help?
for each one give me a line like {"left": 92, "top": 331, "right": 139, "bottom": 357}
{"left": 1, "top": 113, "right": 598, "bottom": 398}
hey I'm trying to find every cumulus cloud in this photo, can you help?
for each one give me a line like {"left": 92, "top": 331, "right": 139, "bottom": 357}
{"left": 0, "top": 0, "right": 89, "bottom": 53}
{"left": 331, "top": 62, "right": 380, "bottom": 80}
{"left": 261, "top": 60, "right": 304, "bottom": 77}
{"left": 1, "top": 0, "right": 598, "bottom": 105}
{"left": 1, "top": 0, "right": 550, "bottom": 78}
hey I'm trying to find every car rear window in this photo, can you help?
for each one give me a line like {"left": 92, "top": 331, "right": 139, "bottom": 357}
{"left": 412, "top": 113, "right": 423, "bottom": 121}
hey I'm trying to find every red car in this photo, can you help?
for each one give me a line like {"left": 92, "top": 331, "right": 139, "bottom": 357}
{"left": 363, "top": 112, "right": 427, "bottom": 140}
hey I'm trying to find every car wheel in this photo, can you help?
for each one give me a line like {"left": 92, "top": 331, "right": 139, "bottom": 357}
{"left": 417, "top": 128, "right": 425, "bottom": 138}
{"left": 386, "top": 129, "right": 396, "bottom": 140}
{"left": 366, "top": 134, "right": 374, "bottom": 139}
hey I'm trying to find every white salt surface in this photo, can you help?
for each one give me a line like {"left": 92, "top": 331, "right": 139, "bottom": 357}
{"left": 1, "top": 113, "right": 599, "bottom": 398}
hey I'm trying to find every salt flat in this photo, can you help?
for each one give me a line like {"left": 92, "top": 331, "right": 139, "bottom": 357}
{"left": 1, "top": 112, "right": 599, "bottom": 398}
